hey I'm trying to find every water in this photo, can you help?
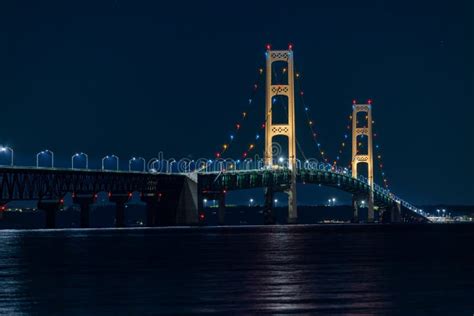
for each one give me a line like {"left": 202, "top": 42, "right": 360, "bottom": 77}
{"left": 0, "top": 224, "right": 473, "bottom": 315}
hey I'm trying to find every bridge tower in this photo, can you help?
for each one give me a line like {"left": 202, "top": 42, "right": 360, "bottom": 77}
{"left": 264, "top": 45, "right": 297, "bottom": 223}
{"left": 351, "top": 100, "right": 374, "bottom": 222}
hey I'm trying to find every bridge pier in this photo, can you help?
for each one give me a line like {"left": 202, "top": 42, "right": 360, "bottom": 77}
{"left": 352, "top": 195, "right": 359, "bottom": 223}
{"left": 141, "top": 193, "right": 161, "bottom": 227}
{"left": 217, "top": 194, "right": 226, "bottom": 225}
{"left": 72, "top": 195, "right": 96, "bottom": 228}
{"left": 0, "top": 203, "right": 6, "bottom": 220}
{"left": 109, "top": 194, "right": 130, "bottom": 228}
{"left": 176, "top": 176, "right": 199, "bottom": 225}
{"left": 391, "top": 202, "right": 402, "bottom": 223}
{"left": 287, "top": 179, "right": 297, "bottom": 224}
{"left": 368, "top": 191, "right": 375, "bottom": 223}
{"left": 38, "top": 200, "right": 62, "bottom": 229}
{"left": 263, "top": 187, "right": 275, "bottom": 225}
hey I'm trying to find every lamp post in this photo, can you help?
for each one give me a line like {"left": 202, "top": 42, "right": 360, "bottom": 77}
{"left": 71, "top": 152, "right": 89, "bottom": 169}
{"left": 36, "top": 149, "right": 54, "bottom": 168}
{"left": 128, "top": 157, "right": 146, "bottom": 172}
{"left": 0, "top": 146, "right": 14, "bottom": 166}
{"left": 203, "top": 199, "right": 208, "bottom": 208}
{"left": 249, "top": 198, "right": 254, "bottom": 207}
{"left": 274, "top": 199, "right": 278, "bottom": 207}
{"left": 102, "top": 155, "right": 119, "bottom": 171}
{"left": 278, "top": 156, "right": 284, "bottom": 168}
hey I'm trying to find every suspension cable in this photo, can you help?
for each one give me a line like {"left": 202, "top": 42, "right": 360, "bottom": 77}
{"left": 214, "top": 67, "right": 264, "bottom": 158}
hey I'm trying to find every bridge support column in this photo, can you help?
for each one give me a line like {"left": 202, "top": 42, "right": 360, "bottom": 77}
{"left": 264, "top": 46, "right": 298, "bottom": 225}
{"left": 72, "top": 195, "right": 96, "bottom": 228}
{"left": 38, "top": 200, "right": 62, "bottom": 229}
{"left": 0, "top": 204, "right": 6, "bottom": 220}
{"left": 263, "top": 187, "right": 275, "bottom": 225}
{"left": 391, "top": 202, "right": 402, "bottom": 223}
{"left": 287, "top": 175, "right": 297, "bottom": 224}
{"left": 379, "top": 207, "right": 388, "bottom": 223}
{"left": 109, "top": 194, "right": 130, "bottom": 228}
{"left": 176, "top": 176, "right": 199, "bottom": 225}
{"left": 218, "top": 194, "right": 226, "bottom": 225}
{"left": 352, "top": 195, "right": 359, "bottom": 223}
{"left": 368, "top": 191, "right": 374, "bottom": 223}
{"left": 141, "top": 194, "right": 161, "bottom": 227}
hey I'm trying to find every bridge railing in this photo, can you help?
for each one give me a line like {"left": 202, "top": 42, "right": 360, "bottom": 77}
{"left": 0, "top": 155, "right": 427, "bottom": 218}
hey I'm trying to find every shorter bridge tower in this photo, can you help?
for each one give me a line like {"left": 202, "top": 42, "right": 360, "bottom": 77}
{"left": 351, "top": 100, "right": 374, "bottom": 222}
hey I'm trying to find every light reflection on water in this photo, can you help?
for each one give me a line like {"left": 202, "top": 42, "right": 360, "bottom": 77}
{"left": 0, "top": 225, "right": 473, "bottom": 315}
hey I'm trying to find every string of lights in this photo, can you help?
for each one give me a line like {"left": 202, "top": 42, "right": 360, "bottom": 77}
{"left": 295, "top": 72, "right": 330, "bottom": 163}
{"left": 241, "top": 64, "right": 287, "bottom": 159}
{"left": 372, "top": 120, "right": 390, "bottom": 189}
{"left": 333, "top": 112, "right": 353, "bottom": 168}
{"left": 215, "top": 67, "right": 264, "bottom": 158}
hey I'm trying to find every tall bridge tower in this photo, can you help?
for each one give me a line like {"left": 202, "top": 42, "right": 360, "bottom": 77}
{"left": 264, "top": 45, "right": 297, "bottom": 223}
{"left": 351, "top": 100, "right": 374, "bottom": 222}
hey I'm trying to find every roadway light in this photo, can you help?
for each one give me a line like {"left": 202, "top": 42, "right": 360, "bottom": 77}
{"left": 128, "top": 157, "right": 146, "bottom": 172}
{"left": 102, "top": 155, "right": 119, "bottom": 171}
{"left": 274, "top": 199, "right": 278, "bottom": 207}
{"left": 203, "top": 199, "right": 208, "bottom": 207}
{"left": 71, "top": 152, "right": 88, "bottom": 169}
{"left": 36, "top": 149, "right": 54, "bottom": 168}
{"left": 0, "top": 146, "right": 14, "bottom": 166}
{"left": 249, "top": 198, "right": 254, "bottom": 207}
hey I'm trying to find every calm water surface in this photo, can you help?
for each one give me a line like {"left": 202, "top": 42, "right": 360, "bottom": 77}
{"left": 0, "top": 224, "right": 473, "bottom": 315}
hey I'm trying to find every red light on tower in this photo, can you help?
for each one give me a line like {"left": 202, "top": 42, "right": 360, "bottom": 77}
{"left": 368, "top": 99, "right": 372, "bottom": 104}
{"left": 199, "top": 212, "right": 205, "bottom": 221}
{"left": 352, "top": 99, "right": 357, "bottom": 104}
{"left": 0, "top": 205, "right": 6, "bottom": 212}
{"left": 266, "top": 44, "right": 271, "bottom": 50}
{"left": 288, "top": 43, "right": 293, "bottom": 50}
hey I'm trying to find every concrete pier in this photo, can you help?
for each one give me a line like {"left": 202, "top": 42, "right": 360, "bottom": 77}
{"left": 73, "top": 195, "right": 96, "bottom": 228}
{"left": 38, "top": 200, "right": 62, "bottom": 229}
{"left": 109, "top": 194, "right": 130, "bottom": 227}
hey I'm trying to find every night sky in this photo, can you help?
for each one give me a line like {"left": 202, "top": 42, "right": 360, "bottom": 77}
{"left": 0, "top": 0, "right": 472, "bottom": 205}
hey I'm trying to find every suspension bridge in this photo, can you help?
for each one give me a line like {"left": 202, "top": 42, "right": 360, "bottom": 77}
{"left": 0, "top": 45, "right": 430, "bottom": 228}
